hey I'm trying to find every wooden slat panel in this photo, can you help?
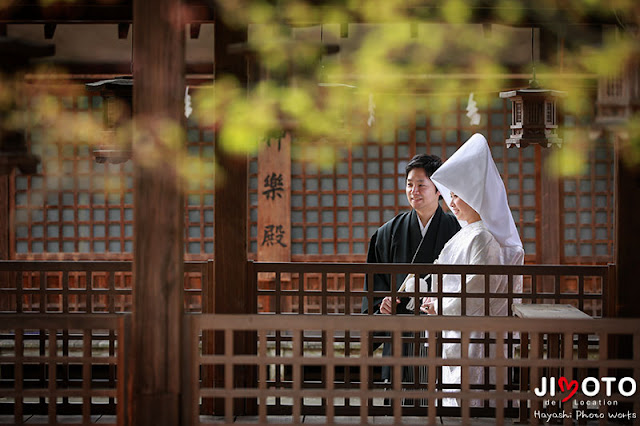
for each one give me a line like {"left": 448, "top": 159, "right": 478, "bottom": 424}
{"left": 254, "top": 262, "right": 608, "bottom": 316}
{"left": 0, "top": 261, "right": 205, "bottom": 312}
{"left": 0, "top": 314, "right": 126, "bottom": 424}
{"left": 189, "top": 314, "right": 639, "bottom": 423}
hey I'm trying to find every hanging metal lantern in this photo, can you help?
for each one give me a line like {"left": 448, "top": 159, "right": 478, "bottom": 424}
{"left": 595, "top": 55, "right": 640, "bottom": 126}
{"left": 0, "top": 129, "right": 40, "bottom": 175}
{"left": 85, "top": 77, "right": 133, "bottom": 164}
{"left": 499, "top": 83, "right": 566, "bottom": 148}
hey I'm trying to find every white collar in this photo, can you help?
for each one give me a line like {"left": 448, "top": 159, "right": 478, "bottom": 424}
{"left": 417, "top": 212, "right": 434, "bottom": 237}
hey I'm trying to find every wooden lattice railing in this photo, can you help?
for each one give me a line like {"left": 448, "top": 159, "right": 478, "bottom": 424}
{"left": 0, "top": 260, "right": 620, "bottom": 423}
{"left": 0, "top": 261, "right": 207, "bottom": 314}
{"left": 1, "top": 313, "right": 638, "bottom": 425}
{"left": 0, "top": 261, "right": 615, "bottom": 317}
{"left": 184, "top": 314, "right": 640, "bottom": 426}
{"left": 0, "top": 314, "right": 130, "bottom": 426}
{"left": 251, "top": 262, "right": 615, "bottom": 317}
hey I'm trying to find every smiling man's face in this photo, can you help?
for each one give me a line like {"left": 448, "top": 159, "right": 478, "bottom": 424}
{"left": 405, "top": 168, "right": 440, "bottom": 218}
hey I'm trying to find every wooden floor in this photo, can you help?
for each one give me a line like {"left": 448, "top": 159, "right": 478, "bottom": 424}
{"left": 0, "top": 415, "right": 617, "bottom": 425}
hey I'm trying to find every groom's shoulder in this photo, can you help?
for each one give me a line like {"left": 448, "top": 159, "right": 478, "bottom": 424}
{"left": 378, "top": 210, "right": 412, "bottom": 235}
{"left": 439, "top": 209, "right": 461, "bottom": 230}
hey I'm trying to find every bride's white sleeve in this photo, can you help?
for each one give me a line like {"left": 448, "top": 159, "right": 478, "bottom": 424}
{"left": 440, "top": 234, "right": 501, "bottom": 316}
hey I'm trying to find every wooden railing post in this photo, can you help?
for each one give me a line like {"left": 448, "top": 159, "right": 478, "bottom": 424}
{"left": 117, "top": 314, "right": 131, "bottom": 426}
{"left": 605, "top": 262, "right": 616, "bottom": 318}
{"left": 245, "top": 260, "right": 258, "bottom": 414}
{"left": 181, "top": 314, "right": 196, "bottom": 426}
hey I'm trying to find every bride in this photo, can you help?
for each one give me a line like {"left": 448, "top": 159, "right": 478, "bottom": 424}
{"left": 399, "top": 133, "right": 524, "bottom": 406}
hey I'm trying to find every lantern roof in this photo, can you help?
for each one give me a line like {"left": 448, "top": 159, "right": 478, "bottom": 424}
{"left": 85, "top": 76, "right": 133, "bottom": 92}
{"left": 499, "top": 88, "right": 567, "bottom": 98}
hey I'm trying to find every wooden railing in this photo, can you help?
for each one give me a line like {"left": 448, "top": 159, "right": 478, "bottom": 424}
{"left": 0, "top": 261, "right": 208, "bottom": 313}
{"left": 184, "top": 314, "right": 640, "bottom": 425}
{"left": 1, "top": 261, "right": 615, "bottom": 317}
{"left": 251, "top": 262, "right": 615, "bottom": 317}
{"left": 2, "top": 313, "right": 638, "bottom": 425}
{"left": 0, "top": 314, "right": 130, "bottom": 426}
{"left": 0, "top": 260, "right": 620, "bottom": 423}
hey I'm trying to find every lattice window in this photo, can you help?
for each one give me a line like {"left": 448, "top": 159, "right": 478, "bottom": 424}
{"left": 12, "top": 84, "right": 215, "bottom": 260}
{"left": 12, "top": 85, "right": 613, "bottom": 266}
{"left": 184, "top": 117, "right": 215, "bottom": 259}
{"left": 561, "top": 137, "right": 614, "bottom": 263}
{"left": 545, "top": 101, "right": 555, "bottom": 125}
{"left": 13, "top": 93, "right": 134, "bottom": 258}
{"left": 276, "top": 95, "right": 536, "bottom": 260}
{"left": 248, "top": 156, "right": 259, "bottom": 256}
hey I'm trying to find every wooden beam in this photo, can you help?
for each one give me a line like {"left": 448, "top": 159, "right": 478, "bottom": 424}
{"left": 130, "top": 0, "right": 185, "bottom": 424}
{"left": 23, "top": 61, "right": 213, "bottom": 77}
{"left": 0, "top": 2, "right": 214, "bottom": 23}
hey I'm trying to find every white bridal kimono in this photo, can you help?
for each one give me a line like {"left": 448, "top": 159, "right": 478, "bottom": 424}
{"left": 408, "top": 133, "right": 525, "bottom": 407}
{"left": 404, "top": 220, "right": 523, "bottom": 406}
{"left": 432, "top": 221, "right": 523, "bottom": 406}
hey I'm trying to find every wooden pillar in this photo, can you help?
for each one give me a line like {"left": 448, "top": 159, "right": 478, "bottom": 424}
{"left": 213, "top": 17, "right": 256, "bottom": 415}
{"left": 614, "top": 137, "right": 640, "bottom": 317}
{"left": 130, "top": 0, "right": 185, "bottom": 425}
{"left": 539, "top": 146, "right": 561, "bottom": 294}
{"left": 213, "top": 15, "right": 250, "bottom": 320}
{"left": 538, "top": 27, "right": 562, "bottom": 273}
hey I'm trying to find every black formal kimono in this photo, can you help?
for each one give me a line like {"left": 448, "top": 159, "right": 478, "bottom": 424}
{"left": 361, "top": 205, "right": 460, "bottom": 315}
{"left": 361, "top": 205, "right": 460, "bottom": 386}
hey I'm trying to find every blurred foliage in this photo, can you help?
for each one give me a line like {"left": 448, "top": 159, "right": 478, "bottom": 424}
{"left": 202, "top": 0, "right": 640, "bottom": 178}
{"left": 1, "top": 0, "right": 640, "bottom": 183}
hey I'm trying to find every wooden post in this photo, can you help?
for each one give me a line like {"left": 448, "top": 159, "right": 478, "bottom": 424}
{"left": 534, "top": 29, "right": 562, "bottom": 296}
{"left": 0, "top": 174, "right": 10, "bottom": 310}
{"left": 539, "top": 146, "right": 560, "bottom": 294}
{"left": 213, "top": 16, "right": 256, "bottom": 415}
{"left": 130, "top": 0, "right": 185, "bottom": 425}
{"left": 614, "top": 136, "right": 640, "bottom": 318}
{"left": 213, "top": 10, "right": 249, "bottom": 315}
{"left": 538, "top": 26, "right": 562, "bottom": 275}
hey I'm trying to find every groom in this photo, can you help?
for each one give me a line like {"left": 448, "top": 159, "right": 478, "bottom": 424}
{"left": 361, "top": 153, "right": 460, "bottom": 384}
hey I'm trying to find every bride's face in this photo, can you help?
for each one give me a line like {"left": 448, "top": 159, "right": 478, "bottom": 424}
{"left": 449, "top": 192, "right": 480, "bottom": 223}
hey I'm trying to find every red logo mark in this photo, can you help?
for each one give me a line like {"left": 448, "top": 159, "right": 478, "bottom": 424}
{"left": 558, "top": 376, "right": 579, "bottom": 402}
